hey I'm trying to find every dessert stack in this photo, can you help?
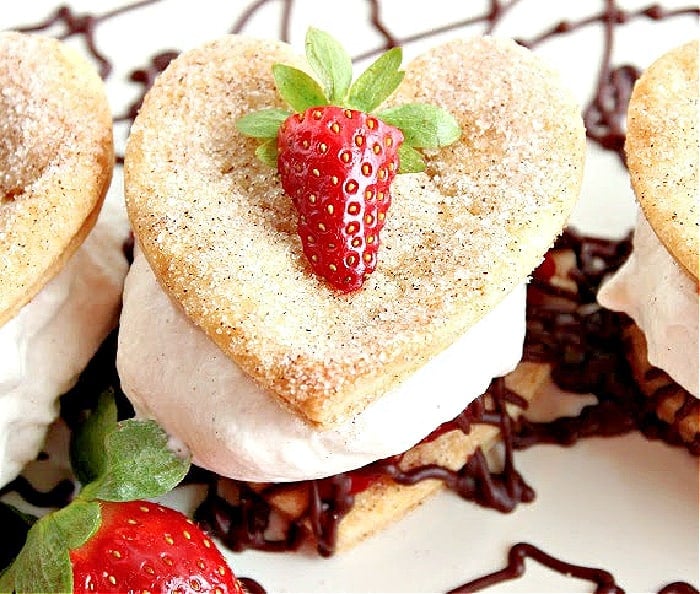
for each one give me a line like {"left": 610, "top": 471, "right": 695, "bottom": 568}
{"left": 119, "top": 32, "right": 585, "bottom": 551}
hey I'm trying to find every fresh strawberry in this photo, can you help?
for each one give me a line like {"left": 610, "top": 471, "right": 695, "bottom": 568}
{"left": 237, "top": 27, "right": 461, "bottom": 292}
{"left": 278, "top": 106, "right": 403, "bottom": 291}
{"left": 0, "top": 391, "right": 252, "bottom": 594}
{"left": 70, "top": 500, "right": 242, "bottom": 594}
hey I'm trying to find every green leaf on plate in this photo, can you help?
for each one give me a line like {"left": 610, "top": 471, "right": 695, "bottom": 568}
{"left": 70, "top": 389, "right": 118, "bottom": 486}
{"left": 272, "top": 64, "right": 328, "bottom": 112}
{"left": 398, "top": 144, "right": 426, "bottom": 173}
{"left": 236, "top": 108, "right": 291, "bottom": 138}
{"left": 347, "top": 47, "right": 404, "bottom": 113}
{"left": 5, "top": 501, "right": 100, "bottom": 594}
{"left": 79, "top": 419, "right": 190, "bottom": 503}
{"left": 305, "top": 27, "right": 353, "bottom": 104}
{"left": 377, "top": 103, "right": 461, "bottom": 148}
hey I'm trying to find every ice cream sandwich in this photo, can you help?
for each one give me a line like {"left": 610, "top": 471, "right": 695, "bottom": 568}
{"left": 118, "top": 33, "right": 585, "bottom": 547}
{"left": 0, "top": 32, "right": 129, "bottom": 487}
{"left": 598, "top": 40, "right": 698, "bottom": 440}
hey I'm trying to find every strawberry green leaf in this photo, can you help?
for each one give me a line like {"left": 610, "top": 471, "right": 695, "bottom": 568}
{"left": 347, "top": 47, "right": 404, "bottom": 113}
{"left": 70, "top": 389, "right": 118, "bottom": 486}
{"left": 256, "top": 138, "right": 279, "bottom": 168}
{"left": 305, "top": 27, "right": 353, "bottom": 104}
{"left": 377, "top": 103, "right": 461, "bottom": 148}
{"left": 79, "top": 419, "right": 190, "bottom": 503}
{"left": 272, "top": 64, "right": 328, "bottom": 112}
{"left": 236, "top": 108, "right": 290, "bottom": 138}
{"left": 398, "top": 144, "right": 426, "bottom": 173}
{"left": 5, "top": 501, "right": 100, "bottom": 594}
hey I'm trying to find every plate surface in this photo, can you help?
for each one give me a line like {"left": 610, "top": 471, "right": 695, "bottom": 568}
{"left": 3, "top": 1, "right": 699, "bottom": 592}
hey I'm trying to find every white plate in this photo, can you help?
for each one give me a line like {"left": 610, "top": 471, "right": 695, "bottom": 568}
{"left": 3, "top": 1, "right": 698, "bottom": 592}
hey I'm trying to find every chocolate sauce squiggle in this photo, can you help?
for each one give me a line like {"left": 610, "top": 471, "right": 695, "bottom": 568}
{"left": 447, "top": 542, "right": 624, "bottom": 594}
{"left": 194, "top": 377, "right": 534, "bottom": 558}
{"left": 115, "top": 51, "right": 179, "bottom": 124}
{"left": 658, "top": 583, "right": 700, "bottom": 594}
{"left": 14, "top": 0, "right": 162, "bottom": 78}
{"left": 521, "top": 230, "right": 699, "bottom": 455}
{"left": 447, "top": 542, "right": 699, "bottom": 594}
{"left": 5, "top": 2, "right": 699, "bottom": 591}
{"left": 344, "top": 379, "right": 534, "bottom": 515}
{"left": 514, "top": 3, "right": 699, "bottom": 161}
{"left": 366, "top": 0, "right": 397, "bottom": 49}
{"left": 0, "top": 475, "right": 74, "bottom": 509}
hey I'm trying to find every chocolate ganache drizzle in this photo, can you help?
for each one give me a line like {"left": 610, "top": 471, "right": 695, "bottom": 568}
{"left": 449, "top": 541, "right": 699, "bottom": 593}
{"left": 14, "top": 0, "right": 162, "bottom": 79}
{"left": 193, "top": 378, "right": 534, "bottom": 558}
{"left": 448, "top": 542, "right": 624, "bottom": 594}
{"left": 3, "top": 2, "right": 699, "bottom": 592}
{"left": 11, "top": 1, "right": 698, "bottom": 163}
{"left": 519, "top": 231, "right": 700, "bottom": 455}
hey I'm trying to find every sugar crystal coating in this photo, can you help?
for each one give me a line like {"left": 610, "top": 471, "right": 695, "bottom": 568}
{"left": 625, "top": 40, "right": 699, "bottom": 282}
{"left": 0, "top": 32, "right": 114, "bottom": 326}
{"left": 125, "top": 35, "right": 585, "bottom": 428}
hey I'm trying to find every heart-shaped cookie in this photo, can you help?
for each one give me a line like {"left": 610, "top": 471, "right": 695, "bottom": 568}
{"left": 0, "top": 32, "right": 113, "bottom": 327}
{"left": 599, "top": 40, "right": 699, "bottom": 399}
{"left": 124, "top": 35, "right": 585, "bottom": 429}
{"left": 625, "top": 39, "right": 698, "bottom": 283}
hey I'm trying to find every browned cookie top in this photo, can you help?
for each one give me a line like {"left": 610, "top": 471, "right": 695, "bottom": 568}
{"left": 125, "top": 35, "right": 585, "bottom": 428}
{"left": 625, "top": 40, "right": 699, "bottom": 282}
{"left": 0, "top": 32, "right": 114, "bottom": 326}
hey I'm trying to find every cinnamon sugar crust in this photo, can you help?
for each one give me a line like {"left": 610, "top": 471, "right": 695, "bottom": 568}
{"left": 625, "top": 40, "right": 699, "bottom": 282}
{"left": 125, "top": 35, "right": 585, "bottom": 428}
{"left": 0, "top": 32, "right": 114, "bottom": 327}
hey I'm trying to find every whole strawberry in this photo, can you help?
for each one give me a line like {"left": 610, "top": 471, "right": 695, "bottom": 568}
{"left": 237, "top": 28, "right": 461, "bottom": 292}
{"left": 70, "top": 500, "right": 242, "bottom": 594}
{"left": 279, "top": 106, "right": 403, "bottom": 291}
{"left": 0, "top": 391, "right": 247, "bottom": 594}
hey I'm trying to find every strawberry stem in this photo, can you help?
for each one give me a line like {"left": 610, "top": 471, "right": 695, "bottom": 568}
{"left": 237, "top": 28, "right": 461, "bottom": 174}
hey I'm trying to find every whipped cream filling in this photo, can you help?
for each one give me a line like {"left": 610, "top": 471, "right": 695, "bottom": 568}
{"left": 117, "top": 250, "right": 527, "bottom": 482}
{"left": 0, "top": 193, "right": 129, "bottom": 487}
{"left": 598, "top": 210, "right": 699, "bottom": 396}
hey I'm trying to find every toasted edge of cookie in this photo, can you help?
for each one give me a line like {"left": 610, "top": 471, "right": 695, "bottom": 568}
{"left": 625, "top": 40, "right": 699, "bottom": 282}
{"left": 125, "top": 35, "right": 584, "bottom": 428}
{"left": 0, "top": 32, "right": 114, "bottom": 327}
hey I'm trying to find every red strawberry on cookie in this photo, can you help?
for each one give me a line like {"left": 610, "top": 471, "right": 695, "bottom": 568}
{"left": 278, "top": 106, "right": 403, "bottom": 291}
{"left": 70, "top": 500, "right": 242, "bottom": 594}
{"left": 237, "top": 28, "right": 460, "bottom": 292}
